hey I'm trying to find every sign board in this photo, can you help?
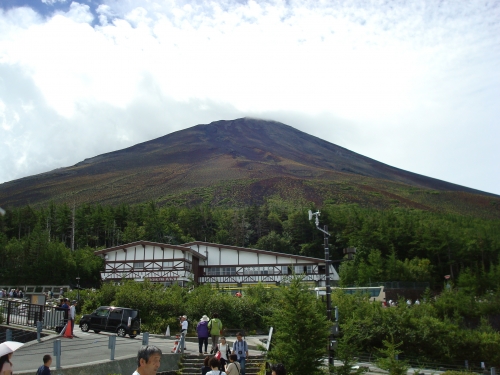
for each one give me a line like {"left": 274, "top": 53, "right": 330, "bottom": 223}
{"left": 30, "top": 294, "right": 46, "bottom": 306}
{"left": 147, "top": 276, "right": 179, "bottom": 282}
{"left": 266, "top": 326, "right": 273, "bottom": 351}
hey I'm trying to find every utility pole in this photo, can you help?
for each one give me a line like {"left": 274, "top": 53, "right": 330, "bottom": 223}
{"left": 309, "top": 210, "right": 334, "bottom": 366}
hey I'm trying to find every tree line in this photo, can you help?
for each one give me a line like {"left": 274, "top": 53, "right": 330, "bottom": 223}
{"left": 59, "top": 277, "right": 500, "bottom": 372}
{"left": 0, "top": 199, "right": 499, "bottom": 293}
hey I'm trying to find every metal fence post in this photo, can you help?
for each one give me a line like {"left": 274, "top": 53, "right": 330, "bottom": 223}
{"left": 142, "top": 332, "right": 149, "bottom": 345}
{"left": 108, "top": 335, "right": 116, "bottom": 360}
{"left": 37, "top": 321, "right": 43, "bottom": 342}
{"left": 53, "top": 339, "right": 61, "bottom": 369}
{"left": 491, "top": 367, "right": 496, "bottom": 375}
{"left": 6, "top": 300, "right": 11, "bottom": 325}
{"left": 6, "top": 329, "right": 12, "bottom": 341}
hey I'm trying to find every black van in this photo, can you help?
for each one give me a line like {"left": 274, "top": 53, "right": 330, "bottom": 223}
{"left": 79, "top": 306, "right": 140, "bottom": 338}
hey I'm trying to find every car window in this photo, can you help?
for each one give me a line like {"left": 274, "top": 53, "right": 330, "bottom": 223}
{"left": 96, "top": 308, "right": 109, "bottom": 317}
{"left": 125, "top": 310, "right": 139, "bottom": 319}
{"left": 109, "top": 310, "right": 122, "bottom": 320}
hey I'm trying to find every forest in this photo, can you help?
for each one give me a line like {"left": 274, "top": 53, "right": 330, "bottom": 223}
{"left": 0, "top": 198, "right": 499, "bottom": 294}
{"left": 1, "top": 199, "right": 500, "bottom": 370}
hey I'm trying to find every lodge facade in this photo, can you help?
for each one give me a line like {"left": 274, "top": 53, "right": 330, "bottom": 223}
{"left": 95, "top": 240, "right": 339, "bottom": 287}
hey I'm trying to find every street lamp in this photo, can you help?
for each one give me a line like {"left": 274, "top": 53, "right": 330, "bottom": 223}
{"left": 76, "top": 276, "right": 80, "bottom": 302}
{"left": 308, "top": 210, "right": 335, "bottom": 366}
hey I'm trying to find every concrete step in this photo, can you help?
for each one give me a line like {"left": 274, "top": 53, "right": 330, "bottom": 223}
{"left": 180, "top": 354, "right": 266, "bottom": 375}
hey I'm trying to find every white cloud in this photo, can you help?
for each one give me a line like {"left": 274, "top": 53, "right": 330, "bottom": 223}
{"left": 41, "top": 0, "right": 67, "bottom": 5}
{"left": 0, "top": 0, "right": 499, "bottom": 195}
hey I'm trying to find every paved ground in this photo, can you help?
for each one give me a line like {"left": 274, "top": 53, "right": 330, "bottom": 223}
{"left": 6, "top": 326, "right": 447, "bottom": 375}
{"left": 11, "top": 328, "right": 270, "bottom": 373}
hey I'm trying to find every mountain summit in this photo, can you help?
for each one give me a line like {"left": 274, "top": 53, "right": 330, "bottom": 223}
{"left": 0, "top": 118, "right": 496, "bottom": 213}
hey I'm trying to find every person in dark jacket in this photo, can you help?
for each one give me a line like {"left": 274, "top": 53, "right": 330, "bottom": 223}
{"left": 201, "top": 356, "right": 211, "bottom": 375}
{"left": 36, "top": 355, "right": 52, "bottom": 375}
{"left": 197, "top": 315, "right": 210, "bottom": 355}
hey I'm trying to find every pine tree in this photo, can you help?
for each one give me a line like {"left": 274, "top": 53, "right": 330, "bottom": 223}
{"left": 267, "top": 275, "right": 331, "bottom": 375}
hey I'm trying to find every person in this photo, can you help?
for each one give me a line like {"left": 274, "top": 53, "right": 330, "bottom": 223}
{"left": 132, "top": 345, "right": 162, "bottom": 375}
{"left": 201, "top": 356, "right": 211, "bottom": 375}
{"left": 61, "top": 298, "right": 70, "bottom": 329}
{"left": 197, "top": 315, "right": 210, "bottom": 355}
{"left": 224, "top": 354, "right": 241, "bottom": 375}
{"left": 180, "top": 315, "right": 188, "bottom": 350}
{"left": 218, "top": 336, "right": 231, "bottom": 370}
{"left": 231, "top": 332, "right": 248, "bottom": 375}
{"left": 69, "top": 300, "right": 77, "bottom": 335}
{"left": 36, "top": 355, "right": 52, "bottom": 375}
{"left": 271, "top": 363, "right": 286, "bottom": 375}
{"left": 205, "top": 357, "right": 226, "bottom": 375}
{"left": 208, "top": 313, "right": 223, "bottom": 353}
{"left": 0, "top": 352, "right": 13, "bottom": 375}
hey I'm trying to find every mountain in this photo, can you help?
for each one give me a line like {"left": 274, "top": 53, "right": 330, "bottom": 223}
{"left": 0, "top": 118, "right": 499, "bottom": 217}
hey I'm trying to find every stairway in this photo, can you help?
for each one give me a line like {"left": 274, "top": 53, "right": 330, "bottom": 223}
{"left": 181, "top": 354, "right": 267, "bottom": 375}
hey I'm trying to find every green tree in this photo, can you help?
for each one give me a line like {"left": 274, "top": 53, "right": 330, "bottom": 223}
{"left": 266, "top": 275, "right": 331, "bottom": 375}
{"left": 375, "top": 335, "right": 409, "bottom": 375}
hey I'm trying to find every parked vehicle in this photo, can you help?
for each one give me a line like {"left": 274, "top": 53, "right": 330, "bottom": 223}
{"left": 79, "top": 306, "right": 140, "bottom": 338}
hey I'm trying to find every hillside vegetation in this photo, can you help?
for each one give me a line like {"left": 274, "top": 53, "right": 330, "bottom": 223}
{"left": 1, "top": 199, "right": 499, "bottom": 293}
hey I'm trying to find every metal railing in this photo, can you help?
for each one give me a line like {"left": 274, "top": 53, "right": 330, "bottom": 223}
{"left": 0, "top": 298, "right": 68, "bottom": 330}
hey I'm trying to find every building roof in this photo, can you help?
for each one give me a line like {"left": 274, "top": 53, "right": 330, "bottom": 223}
{"left": 181, "top": 241, "right": 328, "bottom": 263}
{"left": 94, "top": 240, "right": 207, "bottom": 260}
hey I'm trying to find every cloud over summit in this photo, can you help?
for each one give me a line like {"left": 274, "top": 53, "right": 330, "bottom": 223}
{"left": 0, "top": 0, "right": 499, "bottom": 195}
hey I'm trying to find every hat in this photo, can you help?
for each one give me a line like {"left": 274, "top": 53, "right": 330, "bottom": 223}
{"left": 72, "top": 300, "right": 77, "bottom": 304}
{"left": 182, "top": 315, "right": 187, "bottom": 319}
{"left": 200, "top": 315, "right": 209, "bottom": 321}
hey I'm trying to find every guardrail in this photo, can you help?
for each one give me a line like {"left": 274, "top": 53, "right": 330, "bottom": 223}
{"left": 0, "top": 298, "right": 68, "bottom": 330}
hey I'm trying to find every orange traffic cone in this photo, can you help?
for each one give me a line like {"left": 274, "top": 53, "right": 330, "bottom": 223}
{"left": 171, "top": 334, "right": 180, "bottom": 352}
{"left": 64, "top": 321, "right": 73, "bottom": 338}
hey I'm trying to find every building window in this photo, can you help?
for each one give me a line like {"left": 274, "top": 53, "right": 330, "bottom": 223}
{"left": 205, "top": 267, "right": 235, "bottom": 276}
{"left": 134, "top": 262, "right": 144, "bottom": 269}
{"left": 163, "top": 261, "right": 173, "bottom": 268}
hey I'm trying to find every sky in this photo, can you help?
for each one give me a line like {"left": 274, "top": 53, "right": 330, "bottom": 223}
{"left": 1, "top": 0, "right": 499, "bottom": 196}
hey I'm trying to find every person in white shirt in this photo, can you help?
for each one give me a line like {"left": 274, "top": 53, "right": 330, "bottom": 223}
{"left": 218, "top": 337, "right": 231, "bottom": 370}
{"left": 180, "top": 315, "right": 188, "bottom": 351}
{"left": 132, "top": 345, "right": 162, "bottom": 375}
{"left": 69, "top": 301, "right": 77, "bottom": 335}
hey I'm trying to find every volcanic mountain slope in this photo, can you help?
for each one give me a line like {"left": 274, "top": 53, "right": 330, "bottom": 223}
{"left": 0, "top": 118, "right": 498, "bottom": 217}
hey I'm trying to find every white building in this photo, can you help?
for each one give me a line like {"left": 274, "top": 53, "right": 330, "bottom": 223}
{"left": 95, "top": 240, "right": 339, "bottom": 287}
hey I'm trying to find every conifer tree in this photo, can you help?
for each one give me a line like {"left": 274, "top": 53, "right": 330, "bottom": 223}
{"left": 267, "top": 275, "right": 331, "bottom": 375}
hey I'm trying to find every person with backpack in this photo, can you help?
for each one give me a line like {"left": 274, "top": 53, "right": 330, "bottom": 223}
{"left": 208, "top": 313, "right": 223, "bottom": 353}
{"left": 231, "top": 332, "right": 248, "bottom": 375}
{"left": 36, "top": 355, "right": 52, "bottom": 375}
{"left": 197, "top": 315, "right": 210, "bottom": 355}
{"left": 224, "top": 354, "right": 241, "bottom": 375}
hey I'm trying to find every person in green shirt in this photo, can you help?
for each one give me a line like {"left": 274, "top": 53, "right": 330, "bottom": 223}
{"left": 208, "top": 313, "right": 223, "bottom": 353}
